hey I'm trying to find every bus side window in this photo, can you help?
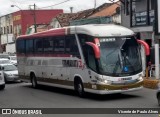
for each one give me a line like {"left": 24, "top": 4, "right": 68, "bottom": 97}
{"left": 53, "top": 36, "right": 65, "bottom": 53}
{"left": 26, "top": 39, "right": 34, "bottom": 54}
{"left": 16, "top": 40, "right": 25, "bottom": 54}
{"left": 65, "top": 35, "right": 80, "bottom": 58}
{"left": 43, "top": 38, "right": 53, "bottom": 53}
{"left": 34, "top": 38, "right": 43, "bottom": 53}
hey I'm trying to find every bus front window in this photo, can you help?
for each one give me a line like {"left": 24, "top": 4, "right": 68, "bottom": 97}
{"left": 99, "top": 36, "right": 142, "bottom": 77}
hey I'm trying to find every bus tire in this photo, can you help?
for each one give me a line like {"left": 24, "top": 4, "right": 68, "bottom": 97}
{"left": 0, "top": 84, "right": 5, "bottom": 90}
{"left": 31, "top": 74, "right": 38, "bottom": 88}
{"left": 74, "top": 78, "right": 85, "bottom": 97}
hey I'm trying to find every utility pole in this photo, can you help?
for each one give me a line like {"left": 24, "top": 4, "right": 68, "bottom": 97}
{"left": 94, "top": 0, "right": 96, "bottom": 9}
{"left": 29, "top": 4, "right": 37, "bottom": 33}
{"left": 33, "top": 4, "right": 37, "bottom": 33}
{"left": 70, "top": 7, "right": 73, "bottom": 13}
{"left": 154, "top": 0, "right": 160, "bottom": 79}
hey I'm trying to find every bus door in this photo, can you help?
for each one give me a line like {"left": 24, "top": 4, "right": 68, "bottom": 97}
{"left": 77, "top": 34, "right": 99, "bottom": 83}
{"left": 65, "top": 35, "right": 81, "bottom": 82}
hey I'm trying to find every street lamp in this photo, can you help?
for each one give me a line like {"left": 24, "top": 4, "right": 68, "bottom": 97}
{"left": 11, "top": 5, "right": 22, "bottom": 10}
{"left": 11, "top": 5, "right": 22, "bottom": 38}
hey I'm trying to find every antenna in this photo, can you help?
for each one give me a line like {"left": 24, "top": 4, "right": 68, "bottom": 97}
{"left": 94, "top": 0, "right": 97, "bottom": 9}
{"left": 70, "top": 7, "right": 73, "bottom": 13}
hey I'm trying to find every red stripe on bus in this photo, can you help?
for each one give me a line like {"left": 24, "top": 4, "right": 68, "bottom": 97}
{"left": 17, "top": 28, "right": 66, "bottom": 39}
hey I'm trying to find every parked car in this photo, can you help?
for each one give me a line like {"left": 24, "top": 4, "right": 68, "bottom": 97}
{"left": 0, "top": 69, "right": 5, "bottom": 90}
{"left": 0, "top": 64, "right": 19, "bottom": 82}
{"left": 0, "top": 59, "right": 11, "bottom": 64}
{"left": 8, "top": 56, "right": 17, "bottom": 66}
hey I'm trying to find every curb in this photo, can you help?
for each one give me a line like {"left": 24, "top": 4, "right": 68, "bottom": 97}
{"left": 143, "top": 78, "right": 159, "bottom": 89}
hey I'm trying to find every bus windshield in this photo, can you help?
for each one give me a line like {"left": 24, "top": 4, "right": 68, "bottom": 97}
{"left": 98, "top": 36, "right": 142, "bottom": 77}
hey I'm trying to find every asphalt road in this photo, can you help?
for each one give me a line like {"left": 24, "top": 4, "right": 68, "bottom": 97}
{"left": 0, "top": 82, "right": 159, "bottom": 117}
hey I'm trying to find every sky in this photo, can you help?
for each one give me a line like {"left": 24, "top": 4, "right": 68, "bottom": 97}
{"left": 0, "top": 0, "right": 118, "bottom": 16}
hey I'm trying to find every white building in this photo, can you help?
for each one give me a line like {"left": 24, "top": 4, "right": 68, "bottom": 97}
{"left": 0, "top": 14, "right": 15, "bottom": 53}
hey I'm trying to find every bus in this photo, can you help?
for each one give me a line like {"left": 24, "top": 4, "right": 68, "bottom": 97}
{"left": 16, "top": 24, "right": 150, "bottom": 97}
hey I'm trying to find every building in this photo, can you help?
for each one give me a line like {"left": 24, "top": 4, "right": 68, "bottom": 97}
{"left": 120, "top": 0, "right": 159, "bottom": 74}
{"left": 0, "top": 9, "right": 63, "bottom": 53}
{"left": 89, "top": 1, "right": 121, "bottom": 24}
{"left": 121, "top": 0, "right": 155, "bottom": 47}
{"left": 49, "top": 9, "right": 95, "bottom": 28}
{"left": 50, "top": 2, "right": 120, "bottom": 28}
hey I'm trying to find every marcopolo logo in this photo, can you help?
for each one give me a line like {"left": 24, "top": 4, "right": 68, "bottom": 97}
{"left": 2, "top": 109, "right": 11, "bottom": 114}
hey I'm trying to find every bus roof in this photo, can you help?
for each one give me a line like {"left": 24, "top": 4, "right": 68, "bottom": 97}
{"left": 17, "top": 24, "right": 134, "bottom": 39}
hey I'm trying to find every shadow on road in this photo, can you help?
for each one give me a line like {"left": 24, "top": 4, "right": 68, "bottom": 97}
{"left": 22, "top": 83, "right": 141, "bottom": 101}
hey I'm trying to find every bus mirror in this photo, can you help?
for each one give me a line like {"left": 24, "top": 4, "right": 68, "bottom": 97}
{"left": 85, "top": 42, "right": 100, "bottom": 59}
{"left": 137, "top": 39, "right": 150, "bottom": 55}
{"left": 94, "top": 38, "right": 100, "bottom": 46}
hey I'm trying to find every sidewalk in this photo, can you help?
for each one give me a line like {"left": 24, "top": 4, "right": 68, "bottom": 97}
{"left": 143, "top": 77, "right": 160, "bottom": 89}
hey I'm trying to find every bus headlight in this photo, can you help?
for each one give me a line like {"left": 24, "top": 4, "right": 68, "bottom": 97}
{"left": 95, "top": 76, "right": 111, "bottom": 84}
{"left": 104, "top": 80, "right": 112, "bottom": 85}
{"left": 137, "top": 77, "right": 143, "bottom": 81}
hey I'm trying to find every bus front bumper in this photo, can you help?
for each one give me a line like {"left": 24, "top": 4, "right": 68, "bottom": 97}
{"left": 84, "top": 80, "right": 143, "bottom": 94}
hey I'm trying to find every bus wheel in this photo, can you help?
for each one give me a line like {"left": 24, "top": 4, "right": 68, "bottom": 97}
{"left": 31, "top": 74, "right": 38, "bottom": 88}
{"left": 0, "top": 84, "right": 5, "bottom": 90}
{"left": 74, "top": 78, "right": 85, "bottom": 97}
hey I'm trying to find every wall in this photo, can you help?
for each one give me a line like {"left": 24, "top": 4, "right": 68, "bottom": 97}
{"left": 6, "top": 43, "right": 15, "bottom": 53}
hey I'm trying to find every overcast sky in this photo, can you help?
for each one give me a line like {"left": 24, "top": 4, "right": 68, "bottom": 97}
{"left": 0, "top": 0, "right": 118, "bottom": 16}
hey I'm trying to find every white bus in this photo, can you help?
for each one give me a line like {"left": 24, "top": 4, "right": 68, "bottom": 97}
{"left": 16, "top": 24, "right": 149, "bottom": 97}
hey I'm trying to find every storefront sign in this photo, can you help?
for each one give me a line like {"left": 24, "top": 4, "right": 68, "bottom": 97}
{"left": 132, "top": 10, "right": 154, "bottom": 27}
{"left": 13, "top": 15, "right": 21, "bottom": 21}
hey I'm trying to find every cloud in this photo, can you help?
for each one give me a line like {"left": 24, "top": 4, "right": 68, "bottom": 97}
{"left": 0, "top": 0, "right": 119, "bottom": 16}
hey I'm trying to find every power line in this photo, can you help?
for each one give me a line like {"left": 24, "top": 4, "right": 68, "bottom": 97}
{"left": 40, "top": 0, "right": 71, "bottom": 9}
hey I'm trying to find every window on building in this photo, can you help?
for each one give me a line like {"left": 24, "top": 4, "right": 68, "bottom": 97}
{"left": 7, "top": 26, "right": 9, "bottom": 34}
{"left": 10, "top": 25, "right": 13, "bottom": 33}
{"left": 14, "top": 26, "right": 17, "bottom": 35}
{"left": 123, "top": 0, "right": 129, "bottom": 15}
{"left": 3, "top": 27, "right": 6, "bottom": 34}
{"left": 150, "top": 0, "right": 155, "bottom": 10}
{"left": 0, "top": 27, "right": 2, "bottom": 34}
{"left": 17, "top": 25, "right": 21, "bottom": 35}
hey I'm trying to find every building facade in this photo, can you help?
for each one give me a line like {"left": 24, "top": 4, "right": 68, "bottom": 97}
{"left": 50, "top": 2, "right": 121, "bottom": 28}
{"left": 121, "top": 0, "right": 155, "bottom": 47}
{"left": 0, "top": 9, "right": 63, "bottom": 53}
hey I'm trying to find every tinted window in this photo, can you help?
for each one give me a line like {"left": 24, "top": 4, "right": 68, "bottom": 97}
{"left": 34, "top": 38, "right": 43, "bottom": 53}
{"left": 26, "top": 39, "right": 34, "bottom": 54}
{"left": 16, "top": 40, "right": 25, "bottom": 54}
{"left": 43, "top": 38, "right": 54, "bottom": 53}
{"left": 78, "top": 34, "right": 93, "bottom": 46}
{"left": 65, "top": 35, "right": 80, "bottom": 57}
{"left": 54, "top": 36, "right": 65, "bottom": 53}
